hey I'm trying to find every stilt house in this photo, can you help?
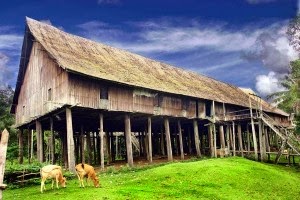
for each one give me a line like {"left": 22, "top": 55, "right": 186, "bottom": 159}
{"left": 11, "top": 18, "right": 297, "bottom": 172}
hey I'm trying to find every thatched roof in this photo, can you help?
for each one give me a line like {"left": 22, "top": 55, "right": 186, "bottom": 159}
{"left": 12, "top": 17, "right": 288, "bottom": 116}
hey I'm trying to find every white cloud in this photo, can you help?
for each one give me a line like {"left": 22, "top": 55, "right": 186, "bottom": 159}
{"left": 255, "top": 72, "right": 285, "bottom": 96}
{"left": 246, "top": 0, "right": 276, "bottom": 4}
{"left": 0, "top": 53, "right": 14, "bottom": 89}
{"left": 0, "top": 34, "right": 22, "bottom": 50}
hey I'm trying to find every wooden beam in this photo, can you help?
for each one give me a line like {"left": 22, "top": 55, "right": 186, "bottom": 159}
{"left": 237, "top": 124, "right": 244, "bottom": 157}
{"left": 36, "top": 120, "right": 43, "bottom": 162}
{"left": 164, "top": 118, "right": 173, "bottom": 161}
{"left": 193, "top": 119, "right": 201, "bottom": 157}
{"left": 86, "top": 132, "right": 92, "bottom": 164}
{"left": 219, "top": 125, "right": 226, "bottom": 149}
{"left": 247, "top": 125, "right": 250, "bottom": 154}
{"left": 27, "top": 129, "right": 31, "bottom": 163}
{"left": 66, "top": 107, "right": 76, "bottom": 173}
{"left": 249, "top": 96, "right": 258, "bottom": 161}
{"left": 148, "top": 117, "right": 153, "bottom": 163}
{"left": 178, "top": 120, "right": 184, "bottom": 160}
{"left": 125, "top": 114, "right": 134, "bottom": 167}
{"left": 100, "top": 113, "right": 105, "bottom": 170}
{"left": 232, "top": 122, "right": 236, "bottom": 156}
{"left": 50, "top": 117, "right": 55, "bottom": 164}
{"left": 226, "top": 125, "right": 230, "bottom": 152}
{"left": 209, "top": 125, "right": 214, "bottom": 157}
{"left": 80, "top": 125, "right": 85, "bottom": 163}
{"left": 259, "top": 120, "right": 266, "bottom": 161}
{"left": 0, "top": 129, "right": 9, "bottom": 199}
{"left": 18, "top": 129, "right": 24, "bottom": 164}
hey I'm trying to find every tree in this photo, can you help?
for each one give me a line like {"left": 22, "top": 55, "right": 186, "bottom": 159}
{"left": 0, "top": 86, "right": 18, "bottom": 159}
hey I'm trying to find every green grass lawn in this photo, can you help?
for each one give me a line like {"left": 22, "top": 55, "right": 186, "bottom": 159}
{"left": 4, "top": 157, "right": 300, "bottom": 200}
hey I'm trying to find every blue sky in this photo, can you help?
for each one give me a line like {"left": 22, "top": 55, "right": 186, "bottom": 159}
{"left": 0, "top": 0, "right": 298, "bottom": 98}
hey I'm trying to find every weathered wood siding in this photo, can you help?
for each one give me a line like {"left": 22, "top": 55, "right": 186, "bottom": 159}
{"left": 15, "top": 42, "right": 68, "bottom": 125}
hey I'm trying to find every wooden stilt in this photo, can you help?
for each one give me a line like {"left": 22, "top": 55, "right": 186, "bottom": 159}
{"left": 36, "top": 120, "right": 43, "bottom": 162}
{"left": 213, "top": 124, "right": 217, "bottom": 158}
{"left": 50, "top": 117, "right": 55, "bottom": 164}
{"left": 63, "top": 133, "right": 68, "bottom": 169}
{"left": 226, "top": 125, "right": 230, "bottom": 153}
{"left": 99, "top": 113, "right": 105, "bottom": 170}
{"left": 178, "top": 120, "right": 184, "bottom": 160}
{"left": 164, "top": 118, "right": 173, "bottom": 161}
{"left": 209, "top": 125, "right": 214, "bottom": 157}
{"left": 237, "top": 124, "right": 244, "bottom": 157}
{"left": 28, "top": 129, "right": 31, "bottom": 163}
{"left": 148, "top": 117, "right": 153, "bottom": 163}
{"left": 232, "top": 122, "right": 236, "bottom": 156}
{"left": 18, "top": 129, "right": 24, "bottom": 164}
{"left": 80, "top": 126, "right": 85, "bottom": 163}
{"left": 247, "top": 125, "right": 250, "bottom": 154}
{"left": 86, "top": 132, "right": 92, "bottom": 164}
{"left": 249, "top": 97, "right": 258, "bottom": 161}
{"left": 66, "top": 107, "right": 76, "bottom": 173}
{"left": 125, "top": 114, "right": 133, "bottom": 167}
{"left": 259, "top": 121, "right": 266, "bottom": 161}
{"left": 160, "top": 126, "right": 165, "bottom": 156}
{"left": 219, "top": 125, "right": 225, "bottom": 149}
{"left": 193, "top": 119, "right": 201, "bottom": 157}
{"left": 188, "top": 127, "right": 192, "bottom": 155}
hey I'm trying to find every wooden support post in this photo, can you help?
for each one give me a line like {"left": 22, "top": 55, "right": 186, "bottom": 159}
{"left": 219, "top": 125, "right": 226, "bottom": 149}
{"left": 237, "top": 124, "right": 244, "bottom": 157}
{"left": 50, "top": 117, "right": 55, "bottom": 164}
{"left": 247, "top": 125, "right": 250, "bottom": 154}
{"left": 178, "top": 120, "right": 184, "bottom": 160}
{"left": 80, "top": 126, "right": 85, "bottom": 163}
{"left": 226, "top": 125, "right": 230, "bottom": 152}
{"left": 0, "top": 129, "right": 9, "bottom": 198}
{"left": 18, "top": 129, "right": 24, "bottom": 164}
{"left": 232, "top": 122, "right": 236, "bottom": 156}
{"left": 164, "top": 118, "right": 173, "bottom": 161}
{"left": 259, "top": 121, "right": 266, "bottom": 161}
{"left": 107, "top": 132, "right": 112, "bottom": 164}
{"left": 148, "top": 117, "right": 153, "bottom": 163}
{"left": 160, "top": 126, "right": 165, "bottom": 156}
{"left": 193, "top": 119, "right": 201, "bottom": 157}
{"left": 125, "top": 114, "right": 134, "bottom": 167}
{"left": 27, "top": 129, "right": 31, "bottom": 163}
{"left": 36, "top": 120, "right": 43, "bottom": 162}
{"left": 188, "top": 127, "right": 192, "bottom": 155}
{"left": 265, "top": 127, "right": 270, "bottom": 155}
{"left": 86, "top": 132, "right": 92, "bottom": 164}
{"left": 249, "top": 97, "right": 258, "bottom": 161}
{"left": 62, "top": 133, "right": 68, "bottom": 169}
{"left": 99, "top": 113, "right": 105, "bottom": 170}
{"left": 209, "top": 125, "right": 214, "bottom": 157}
{"left": 66, "top": 107, "right": 76, "bottom": 173}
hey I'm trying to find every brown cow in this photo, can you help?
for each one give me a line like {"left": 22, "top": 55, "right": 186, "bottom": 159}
{"left": 75, "top": 163, "right": 100, "bottom": 188}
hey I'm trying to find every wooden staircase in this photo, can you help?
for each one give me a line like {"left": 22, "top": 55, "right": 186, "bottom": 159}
{"left": 261, "top": 112, "right": 300, "bottom": 155}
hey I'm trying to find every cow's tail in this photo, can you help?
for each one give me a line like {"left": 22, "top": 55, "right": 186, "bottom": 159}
{"left": 81, "top": 163, "right": 84, "bottom": 169}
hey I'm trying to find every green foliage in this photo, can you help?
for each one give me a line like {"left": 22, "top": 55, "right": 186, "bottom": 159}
{"left": 3, "top": 157, "right": 300, "bottom": 199}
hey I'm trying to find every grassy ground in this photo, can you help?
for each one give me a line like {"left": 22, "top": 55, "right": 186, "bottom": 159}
{"left": 3, "top": 157, "right": 300, "bottom": 200}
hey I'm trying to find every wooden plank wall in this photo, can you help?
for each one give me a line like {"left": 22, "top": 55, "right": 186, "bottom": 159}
{"left": 15, "top": 42, "right": 68, "bottom": 125}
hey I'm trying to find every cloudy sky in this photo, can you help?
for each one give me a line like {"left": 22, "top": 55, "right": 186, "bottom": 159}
{"left": 0, "top": 0, "right": 298, "bottom": 98}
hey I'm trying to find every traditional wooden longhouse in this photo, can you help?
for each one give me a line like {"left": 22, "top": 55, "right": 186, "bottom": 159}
{"left": 11, "top": 18, "right": 295, "bottom": 172}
